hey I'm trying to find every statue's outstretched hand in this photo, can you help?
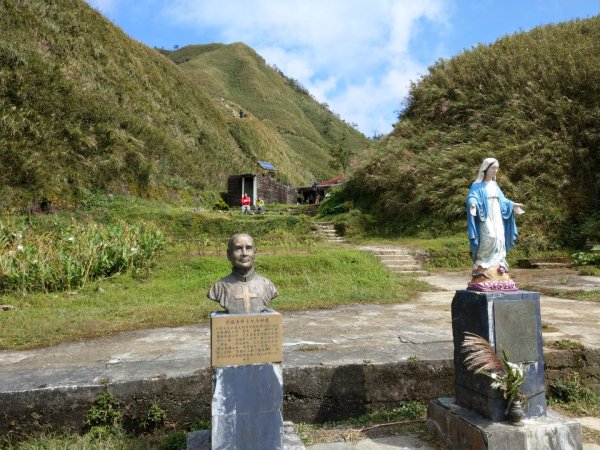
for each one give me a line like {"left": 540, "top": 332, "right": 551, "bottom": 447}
{"left": 514, "top": 203, "right": 525, "bottom": 214}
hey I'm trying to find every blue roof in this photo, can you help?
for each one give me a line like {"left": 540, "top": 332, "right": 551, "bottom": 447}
{"left": 258, "top": 161, "right": 276, "bottom": 171}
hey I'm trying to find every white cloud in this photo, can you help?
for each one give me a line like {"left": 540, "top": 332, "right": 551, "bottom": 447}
{"left": 138, "top": 1, "right": 452, "bottom": 134}
{"left": 86, "top": 0, "right": 118, "bottom": 15}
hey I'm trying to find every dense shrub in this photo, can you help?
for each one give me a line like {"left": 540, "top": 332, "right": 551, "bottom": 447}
{"left": 0, "top": 218, "right": 164, "bottom": 293}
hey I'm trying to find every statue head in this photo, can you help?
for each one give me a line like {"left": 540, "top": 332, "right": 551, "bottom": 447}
{"left": 227, "top": 233, "right": 256, "bottom": 274}
{"left": 475, "top": 157, "right": 499, "bottom": 182}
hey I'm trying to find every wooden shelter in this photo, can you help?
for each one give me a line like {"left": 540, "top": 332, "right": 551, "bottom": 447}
{"left": 227, "top": 173, "right": 297, "bottom": 207}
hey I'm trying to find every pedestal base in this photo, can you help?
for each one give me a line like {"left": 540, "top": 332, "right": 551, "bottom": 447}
{"left": 427, "top": 397, "right": 582, "bottom": 450}
{"left": 452, "top": 290, "right": 547, "bottom": 421}
{"left": 187, "top": 421, "right": 305, "bottom": 450}
{"left": 211, "top": 363, "right": 283, "bottom": 449}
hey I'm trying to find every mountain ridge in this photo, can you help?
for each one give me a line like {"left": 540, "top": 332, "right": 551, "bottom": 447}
{"left": 0, "top": 0, "right": 367, "bottom": 209}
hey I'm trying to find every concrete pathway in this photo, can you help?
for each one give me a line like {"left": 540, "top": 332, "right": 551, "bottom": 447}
{"left": 306, "top": 434, "right": 437, "bottom": 449}
{"left": 0, "top": 293, "right": 456, "bottom": 391}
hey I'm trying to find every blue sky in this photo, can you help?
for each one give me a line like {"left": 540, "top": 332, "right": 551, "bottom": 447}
{"left": 86, "top": 0, "right": 599, "bottom": 137}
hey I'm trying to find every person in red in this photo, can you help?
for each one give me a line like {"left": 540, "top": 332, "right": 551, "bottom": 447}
{"left": 241, "top": 193, "right": 251, "bottom": 214}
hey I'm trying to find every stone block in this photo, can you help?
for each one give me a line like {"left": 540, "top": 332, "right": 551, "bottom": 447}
{"left": 428, "top": 397, "right": 582, "bottom": 450}
{"left": 452, "top": 290, "right": 546, "bottom": 421}
{"left": 187, "top": 422, "right": 305, "bottom": 450}
{"left": 212, "top": 363, "right": 283, "bottom": 449}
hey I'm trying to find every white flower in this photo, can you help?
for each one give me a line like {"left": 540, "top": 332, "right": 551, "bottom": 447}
{"left": 16, "top": 244, "right": 24, "bottom": 252}
{"left": 67, "top": 236, "right": 75, "bottom": 242}
{"left": 507, "top": 361, "right": 521, "bottom": 371}
{"left": 130, "top": 247, "right": 138, "bottom": 255}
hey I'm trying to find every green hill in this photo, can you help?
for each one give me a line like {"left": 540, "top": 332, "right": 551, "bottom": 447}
{"left": 0, "top": 0, "right": 367, "bottom": 210}
{"left": 339, "top": 16, "right": 600, "bottom": 249}
{"left": 161, "top": 43, "right": 368, "bottom": 184}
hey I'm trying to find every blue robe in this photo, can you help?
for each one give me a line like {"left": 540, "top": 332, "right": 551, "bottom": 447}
{"left": 467, "top": 181, "right": 518, "bottom": 263}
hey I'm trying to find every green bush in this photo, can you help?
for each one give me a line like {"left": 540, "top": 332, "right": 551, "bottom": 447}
{"left": 0, "top": 218, "right": 165, "bottom": 293}
{"left": 85, "top": 392, "right": 122, "bottom": 429}
{"left": 550, "top": 373, "right": 589, "bottom": 402}
{"left": 161, "top": 431, "right": 188, "bottom": 450}
{"left": 572, "top": 245, "right": 600, "bottom": 267}
{"left": 141, "top": 403, "right": 167, "bottom": 431}
{"left": 212, "top": 198, "right": 230, "bottom": 211}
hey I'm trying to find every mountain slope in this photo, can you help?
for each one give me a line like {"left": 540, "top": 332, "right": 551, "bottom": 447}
{"left": 0, "top": 0, "right": 366, "bottom": 209}
{"left": 340, "top": 16, "right": 600, "bottom": 248}
{"left": 162, "top": 43, "right": 369, "bottom": 184}
{"left": 0, "top": 0, "right": 246, "bottom": 205}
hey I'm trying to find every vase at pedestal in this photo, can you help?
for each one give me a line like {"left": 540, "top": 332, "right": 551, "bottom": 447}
{"left": 507, "top": 399, "right": 525, "bottom": 423}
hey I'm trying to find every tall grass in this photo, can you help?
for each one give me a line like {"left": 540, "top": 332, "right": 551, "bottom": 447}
{"left": 0, "top": 218, "right": 164, "bottom": 294}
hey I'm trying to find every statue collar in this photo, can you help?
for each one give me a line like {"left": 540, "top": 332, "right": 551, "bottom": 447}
{"left": 231, "top": 268, "right": 256, "bottom": 282}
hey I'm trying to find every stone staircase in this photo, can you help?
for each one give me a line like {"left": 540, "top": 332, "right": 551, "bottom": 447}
{"left": 358, "top": 246, "right": 428, "bottom": 275}
{"left": 313, "top": 223, "right": 426, "bottom": 275}
{"left": 314, "top": 221, "right": 346, "bottom": 243}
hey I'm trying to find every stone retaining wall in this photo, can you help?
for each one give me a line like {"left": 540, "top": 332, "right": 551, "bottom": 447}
{"left": 1, "top": 349, "right": 598, "bottom": 435}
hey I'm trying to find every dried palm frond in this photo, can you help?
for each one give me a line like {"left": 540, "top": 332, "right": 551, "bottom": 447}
{"left": 461, "top": 332, "right": 506, "bottom": 375}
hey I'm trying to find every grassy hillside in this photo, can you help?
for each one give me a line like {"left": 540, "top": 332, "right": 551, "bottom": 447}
{"left": 0, "top": 0, "right": 244, "bottom": 208}
{"left": 338, "top": 16, "right": 600, "bottom": 249}
{"left": 0, "top": 1, "right": 367, "bottom": 210}
{"left": 161, "top": 43, "right": 369, "bottom": 184}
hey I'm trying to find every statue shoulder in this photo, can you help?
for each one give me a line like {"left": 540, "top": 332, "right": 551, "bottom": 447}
{"left": 207, "top": 273, "right": 237, "bottom": 300}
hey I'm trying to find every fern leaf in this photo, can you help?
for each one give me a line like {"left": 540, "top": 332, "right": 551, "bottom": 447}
{"left": 461, "top": 332, "right": 506, "bottom": 374}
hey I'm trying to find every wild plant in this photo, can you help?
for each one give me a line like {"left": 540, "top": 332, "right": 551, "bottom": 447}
{"left": 0, "top": 218, "right": 164, "bottom": 294}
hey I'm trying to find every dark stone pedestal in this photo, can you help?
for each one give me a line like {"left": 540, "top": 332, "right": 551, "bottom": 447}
{"left": 211, "top": 363, "right": 283, "bottom": 449}
{"left": 428, "top": 397, "right": 582, "bottom": 450}
{"left": 452, "top": 290, "right": 546, "bottom": 421}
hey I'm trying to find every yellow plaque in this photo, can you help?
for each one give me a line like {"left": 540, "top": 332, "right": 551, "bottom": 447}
{"left": 211, "top": 311, "right": 283, "bottom": 367}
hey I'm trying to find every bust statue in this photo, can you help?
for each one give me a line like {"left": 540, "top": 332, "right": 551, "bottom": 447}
{"left": 207, "top": 233, "right": 278, "bottom": 313}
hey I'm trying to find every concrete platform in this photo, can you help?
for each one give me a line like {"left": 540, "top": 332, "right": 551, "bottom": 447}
{"left": 0, "top": 271, "right": 598, "bottom": 440}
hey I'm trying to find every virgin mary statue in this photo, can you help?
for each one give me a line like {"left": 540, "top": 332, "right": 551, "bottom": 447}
{"left": 467, "top": 158, "right": 524, "bottom": 291}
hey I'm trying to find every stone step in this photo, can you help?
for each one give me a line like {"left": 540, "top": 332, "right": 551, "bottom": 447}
{"left": 391, "top": 269, "right": 429, "bottom": 275}
{"left": 385, "top": 264, "right": 423, "bottom": 271}
{"left": 317, "top": 229, "right": 336, "bottom": 234}
{"left": 381, "top": 260, "right": 418, "bottom": 267}
{"left": 531, "top": 262, "right": 571, "bottom": 268}
{"left": 378, "top": 255, "right": 415, "bottom": 262}
{"left": 315, "top": 231, "right": 338, "bottom": 237}
{"left": 370, "top": 249, "right": 412, "bottom": 256}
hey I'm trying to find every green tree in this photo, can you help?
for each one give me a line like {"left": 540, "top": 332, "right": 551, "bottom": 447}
{"left": 329, "top": 136, "right": 353, "bottom": 175}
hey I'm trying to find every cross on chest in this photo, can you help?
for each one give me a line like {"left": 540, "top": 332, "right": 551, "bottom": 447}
{"left": 234, "top": 284, "right": 258, "bottom": 313}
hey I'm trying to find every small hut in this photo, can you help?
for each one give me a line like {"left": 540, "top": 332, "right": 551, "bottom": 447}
{"left": 226, "top": 161, "right": 297, "bottom": 207}
{"left": 297, "top": 176, "right": 346, "bottom": 204}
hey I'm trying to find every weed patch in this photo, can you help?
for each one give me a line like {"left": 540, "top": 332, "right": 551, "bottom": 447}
{"left": 0, "top": 218, "right": 164, "bottom": 294}
{"left": 548, "top": 372, "right": 600, "bottom": 416}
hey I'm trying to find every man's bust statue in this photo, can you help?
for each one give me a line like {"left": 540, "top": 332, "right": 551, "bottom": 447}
{"left": 207, "top": 233, "right": 278, "bottom": 314}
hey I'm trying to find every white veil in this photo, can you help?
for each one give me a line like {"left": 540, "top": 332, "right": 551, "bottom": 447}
{"left": 475, "top": 158, "right": 499, "bottom": 182}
